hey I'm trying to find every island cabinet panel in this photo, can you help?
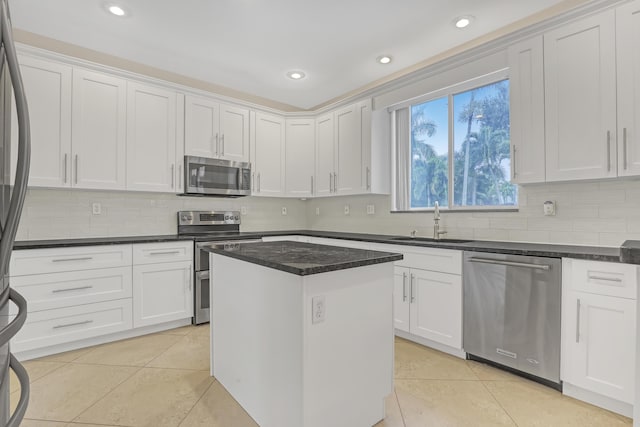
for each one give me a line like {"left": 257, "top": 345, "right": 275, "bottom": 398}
{"left": 211, "top": 254, "right": 394, "bottom": 427}
{"left": 132, "top": 260, "right": 193, "bottom": 328}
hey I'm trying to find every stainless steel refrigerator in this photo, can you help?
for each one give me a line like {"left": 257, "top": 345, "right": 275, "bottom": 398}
{"left": 0, "top": 0, "right": 30, "bottom": 425}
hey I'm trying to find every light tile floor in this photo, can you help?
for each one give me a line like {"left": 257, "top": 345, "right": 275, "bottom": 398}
{"left": 10, "top": 325, "right": 633, "bottom": 427}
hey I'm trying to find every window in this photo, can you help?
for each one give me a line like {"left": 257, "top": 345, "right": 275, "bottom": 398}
{"left": 396, "top": 75, "right": 517, "bottom": 211}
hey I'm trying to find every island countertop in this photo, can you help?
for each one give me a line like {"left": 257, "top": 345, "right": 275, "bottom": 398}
{"left": 204, "top": 241, "right": 403, "bottom": 276}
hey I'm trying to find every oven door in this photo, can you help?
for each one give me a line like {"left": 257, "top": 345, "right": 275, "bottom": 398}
{"left": 194, "top": 270, "right": 210, "bottom": 325}
{"left": 184, "top": 156, "right": 251, "bottom": 196}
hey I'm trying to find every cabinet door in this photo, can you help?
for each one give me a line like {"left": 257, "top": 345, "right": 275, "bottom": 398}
{"left": 11, "top": 56, "right": 72, "bottom": 187}
{"left": 133, "top": 260, "right": 193, "bottom": 328}
{"left": 315, "top": 113, "right": 334, "bottom": 196}
{"left": 563, "top": 291, "right": 635, "bottom": 404}
{"left": 285, "top": 118, "right": 315, "bottom": 197}
{"left": 409, "top": 269, "right": 462, "bottom": 349}
{"left": 508, "top": 36, "right": 546, "bottom": 183}
{"left": 544, "top": 10, "right": 617, "bottom": 181}
{"left": 184, "top": 95, "right": 219, "bottom": 158}
{"left": 175, "top": 93, "right": 185, "bottom": 193}
{"left": 359, "top": 99, "right": 373, "bottom": 192}
{"left": 617, "top": 0, "right": 640, "bottom": 176}
{"left": 393, "top": 266, "right": 410, "bottom": 333}
{"left": 252, "top": 112, "right": 285, "bottom": 196}
{"left": 334, "top": 104, "right": 363, "bottom": 194}
{"left": 219, "top": 103, "right": 249, "bottom": 162}
{"left": 126, "top": 82, "right": 177, "bottom": 192}
{"left": 72, "top": 68, "right": 127, "bottom": 189}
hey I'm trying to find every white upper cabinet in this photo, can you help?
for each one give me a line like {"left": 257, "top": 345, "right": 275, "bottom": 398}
{"left": 72, "top": 68, "right": 127, "bottom": 190}
{"left": 544, "top": 10, "right": 617, "bottom": 182}
{"left": 11, "top": 56, "right": 72, "bottom": 188}
{"left": 126, "top": 82, "right": 177, "bottom": 192}
{"left": 315, "top": 113, "right": 334, "bottom": 196}
{"left": 219, "top": 104, "right": 250, "bottom": 163}
{"left": 285, "top": 118, "right": 315, "bottom": 197}
{"left": 334, "top": 103, "right": 363, "bottom": 194}
{"left": 251, "top": 111, "right": 285, "bottom": 196}
{"left": 184, "top": 95, "right": 249, "bottom": 162}
{"left": 508, "top": 36, "right": 546, "bottom": 184}
{"left": 616, "top": 0, "right": 640, "bottom": 177}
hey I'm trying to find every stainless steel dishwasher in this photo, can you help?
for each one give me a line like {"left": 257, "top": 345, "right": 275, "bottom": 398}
{"left": 463, "top": 251, "right": 562, "bottom": 388}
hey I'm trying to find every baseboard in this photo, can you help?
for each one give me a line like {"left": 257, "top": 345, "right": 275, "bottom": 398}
{"left": 14, "top": 317, "right": 192, "bottom": 361}
{"left": 563, "top": 382, "right": 634, "bottom": 418}
{"left": 394, "top": 329, "right": 466, "bottom": 359}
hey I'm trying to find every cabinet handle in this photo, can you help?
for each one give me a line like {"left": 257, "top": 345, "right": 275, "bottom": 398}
{"left": 587, "top": 275, "right": 622, "bottom": 283}
{"left": 258, "top": 173, "right": 261, "bottom": 192}
{"left": 329, "top": 173, "right": 333, "bottom": 193}
{"left": 149, "top": 250, "right": 181, "bottom": 256}
{"left": 252, "top": 173, "right": 255, "bottom": 191}
{"left": 53, "top": 319, "right": 93, "bottom": 330}
{"left": 607, "top": 131, "right": 611, "bottom": 172}
{"left": 334, "top": 173, "right": 338, "bottom": 192}
{"left": 52, "top": 285, "right": 93, "bottom": 293}
{"left": 310, "top": 176, "right": 314, "bottom": 195}
{"left": 410, "top": 274, "right": 415, "bottom": 303}
{"left": 512, "top": 145, "right": 517, "bottom": 179}
{"left": 576, "top": 299, "right": 581, "bottom": 343}
{"left": 171, "top": 164, "right": 175, "bottom": 189}
{"left": 74, "top": 154, "right": 78, "bottom": 184}
{"left": 402, "top": 272, "right": 407, "bottom": 302}
{"left": 178, "top": 164, "right": 182, "bottom": 189}
{"left": 52, "top": 256, "right": 93, "bottom": 263}
{"left": 188, "top": 269, "right": 192, "bottom": 291}
{"left": 221, "top": 134, "right": 225, "bottom": 156}
{"left": 623, "top": 127, "right": 628, "bottom": 170}
{"left": 214, "top": 133, "right": 219, "bottom": 156}
{"left": 63, "top": 153, "right": 68, "bottom": 183}
{"left": 366, "top": 167, "right": 371, "bottom": 190}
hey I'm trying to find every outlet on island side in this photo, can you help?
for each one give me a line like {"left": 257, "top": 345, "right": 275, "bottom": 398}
{"left": 312, "top": 295, "right": 326, "bottom": 324}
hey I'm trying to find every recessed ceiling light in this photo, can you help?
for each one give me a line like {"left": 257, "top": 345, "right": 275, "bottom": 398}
{"left": 454, "top": 15, "right": 474, "bottom": 29}
{"left": 377, "top": 55, "right": 392, "bottom": 65}
{"left": 287, "top": 71, "right": 306, "bottom": 80}
{"left": 105, "top": 4, "right": 127, "bottom": 17}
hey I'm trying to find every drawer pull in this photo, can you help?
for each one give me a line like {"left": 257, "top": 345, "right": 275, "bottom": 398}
{"left": 52, "top": 286, "right": 93, "bottom": 294}
{"left": 148, "top": 250, "right": 181, "bottom": 256}
{"left": 53, "top": 320, "right": 93, "bottom": 329}
{"left": 587, "top": 275, "right": 623, "bottom": 283}
{"left": 52, "top": 257, "right": 93, "bottom": 263}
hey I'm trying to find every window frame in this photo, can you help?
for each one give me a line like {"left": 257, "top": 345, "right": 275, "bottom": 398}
{"left": 392, "top": 68, "right": 517, "bottom": 212}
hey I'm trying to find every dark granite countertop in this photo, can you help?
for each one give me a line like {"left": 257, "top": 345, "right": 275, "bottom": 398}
{"left": 203, "top": 241, "right": 403, "bottom": 276}
{"left": 12, "top": 230, "right": 639, "bottom": 265}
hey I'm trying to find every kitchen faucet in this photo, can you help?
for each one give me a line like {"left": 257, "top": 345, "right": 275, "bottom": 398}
{"left": 433, "top": 201, "right": 447, "bottom": 240}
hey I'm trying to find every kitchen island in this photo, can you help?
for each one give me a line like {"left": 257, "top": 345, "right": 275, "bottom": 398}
{"left": 205, "top": 241, "right": 403, "bottom": 427}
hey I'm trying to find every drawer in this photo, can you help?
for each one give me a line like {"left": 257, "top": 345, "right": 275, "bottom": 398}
{"left": 133, "top": 241, "right": 193, "bottom": 265}
{"left": 10, "top": 267, "right": 132, "bottom": 313}
{"left": 11, "top": 298, "right": 133, "bottom": 353}
{"left": 565, "top": 258, "right": 638, "bottom": 299}
{"left": 10, "top": 245, "right": 132, "bottom": 276}
{"left": 389, "top": 245, "right": 462, "bottom": 275}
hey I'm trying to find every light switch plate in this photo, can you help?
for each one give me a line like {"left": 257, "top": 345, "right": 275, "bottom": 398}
{"left": 281, "top": 207, "right": 287, "bottom": 216}
{"left": 344, "top": 205, "right": 350, "bottom": 215}
{"left": 241, "top": 206, "right": 247, "bottom": 215}
{"left": 366, "top": 204, "right": 375, "bottom": 215}
{"left": 92, "top": 202, "right": 101, "bottom": 215}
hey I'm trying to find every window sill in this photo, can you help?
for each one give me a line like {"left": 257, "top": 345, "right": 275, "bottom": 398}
{"left": 391, "top": 207, "right": 519, "bottom": 214}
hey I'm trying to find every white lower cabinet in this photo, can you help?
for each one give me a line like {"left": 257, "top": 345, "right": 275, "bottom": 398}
{"left": 132, "top": 261, "right": 193, "bottom": 328}
{"left": 562, "top": 258, "right": 637, "bottom": 409}
{"left": 393, "top": 267, "right": 411, "bottom": 332}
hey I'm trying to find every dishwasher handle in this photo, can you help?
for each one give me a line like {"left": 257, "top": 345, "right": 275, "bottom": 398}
{"left": 467, "top": 257, "right": 551, "bottom": 271}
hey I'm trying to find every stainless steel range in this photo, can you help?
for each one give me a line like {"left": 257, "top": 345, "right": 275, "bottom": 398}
{"left": 178, "top": 210, "right": 261, "bottom": 324}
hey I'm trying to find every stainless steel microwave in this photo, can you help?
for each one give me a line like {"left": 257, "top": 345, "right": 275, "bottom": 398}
{"left": 183, "top": 156, "right": 251, "bottom": 197}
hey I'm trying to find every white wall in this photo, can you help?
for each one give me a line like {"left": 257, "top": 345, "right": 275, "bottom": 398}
{"left": 306, "top": 179, "right": 640, "bottom": 247}
{"left": 17, "top": 189, "right": 307, "bottom": 240}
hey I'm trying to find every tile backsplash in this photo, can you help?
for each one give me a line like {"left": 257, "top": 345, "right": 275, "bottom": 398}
{"left": 17, "top": 188, "right": 307, "bottom": 240}
{"left": 18, "top": 178, "right": 640, "bottom": 247}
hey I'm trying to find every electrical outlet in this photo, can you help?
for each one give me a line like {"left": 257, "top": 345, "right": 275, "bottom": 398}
{"left": 543, "top": 201, "right": 556, "bottom": 216}
{"left": 241, "top": 206, "right": 247, "bottom": 215}
{"left": 281, "top": 207, "right": 287, "bottom": 216}
{"left": 312, "top": 295, "right": 326, "bottom": 324}
{"left": 366, "top": 204, "right": 375, "bottom": 215}
{"left": 315, "top": 207, "right": 320, "bottom": 216}
{"left": 92, "top": 202, "right": 101, "bottom": 215}
{"left": 344, "top": 205, "right": 350, "bottom": 215}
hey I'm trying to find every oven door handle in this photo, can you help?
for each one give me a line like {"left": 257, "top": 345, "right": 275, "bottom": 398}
{"left": 197, "top": 270, "right": 210, "bottom": 280}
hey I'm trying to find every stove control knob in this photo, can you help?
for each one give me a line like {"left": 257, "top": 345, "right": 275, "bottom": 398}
{"left": 224, "top": 215, "right": 230, "bottom": 220}
{"left": 234, "top": 215, "right": 239, "bottom": 221}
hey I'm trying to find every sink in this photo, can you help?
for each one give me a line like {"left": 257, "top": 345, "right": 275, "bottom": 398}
{"left": 389, "top": 236, "right": 473, "bottom": 244}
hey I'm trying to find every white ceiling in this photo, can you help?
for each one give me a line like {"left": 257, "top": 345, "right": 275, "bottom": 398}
{"left": 9, "top": 0, "right": 569, "bottom": 110}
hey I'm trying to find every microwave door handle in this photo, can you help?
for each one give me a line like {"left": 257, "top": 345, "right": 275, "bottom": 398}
{"left": 0, "top": 0, "right": 31, "bottom": 278}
